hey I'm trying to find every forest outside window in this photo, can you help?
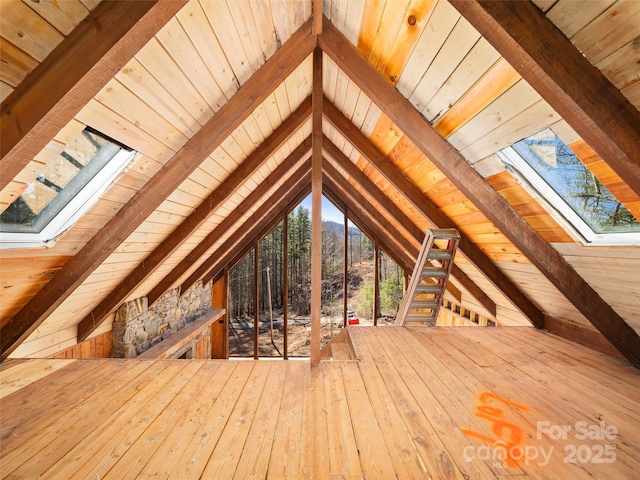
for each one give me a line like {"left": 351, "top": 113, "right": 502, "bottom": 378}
{"left": 0, "top": 128, "right": 136, "bottom": 249}
{"left": 498, "top": 128, "right": 640, "bottom": 246}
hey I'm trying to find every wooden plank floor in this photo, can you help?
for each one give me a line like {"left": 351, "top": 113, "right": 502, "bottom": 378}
{"left": 1, "top": 327, "right": 639, "bottom": 479}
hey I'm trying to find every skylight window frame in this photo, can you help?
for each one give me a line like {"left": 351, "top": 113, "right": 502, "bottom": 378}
{"left": 497, "top": 146, "right": 640, "bottom": 247}
{"left": 0, "top": 147, "right": 137, "bottom": 249}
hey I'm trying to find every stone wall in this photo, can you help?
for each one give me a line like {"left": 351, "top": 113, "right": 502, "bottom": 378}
{"left": 112, "top": 280, "right": 212, "bottom": 358}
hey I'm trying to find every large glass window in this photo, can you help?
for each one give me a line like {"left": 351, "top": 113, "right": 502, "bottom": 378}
{"left": 258, "top": 222, "right": 285, "bottom": 357}
{"left": 287, "top": 204, "right": 311, "bottom": 357}
{"left": 228, "top": 250, "right": 255, "bottom": 357}
{"left": 377, "top": 249, "right": 403, "bottom": 326}
{"left": 498, "top": 128, "right": 640, "bottom": 245}
{"left": 0, "top": 128, "right": 136, "bottom": 249}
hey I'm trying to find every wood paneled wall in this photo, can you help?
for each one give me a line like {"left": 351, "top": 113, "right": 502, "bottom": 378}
{"left": 48, "top": 331, "right": 112, "bottom": 359}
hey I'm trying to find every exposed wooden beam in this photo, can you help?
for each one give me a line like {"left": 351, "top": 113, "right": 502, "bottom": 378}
{"left": 147, "top": 140, "right": 312, "bottom": 306}
{"left": 324, "top": 140, "right": 423, "bottom": 244}
{"left": 322, "top": 183, "right": 413, "bottom": 277}
{"left": 320, "top": 18, "right": 640, "bottom": 366}
{"left": 201, "top": 177, "right": 312, "bottom": 289}
{"left": 0, "top": 19, "right": 316, "bottom": 360}
{"left": 323, "top": 160, "right": 416, "bottom": 263}
{"left": 324, "top": 99, "right": 524, "bottom": 323}
{"left": 324, "top": 143, "right": 422, "bottom": 246}
{"left": 323, "top": 168, "right": 416, "bottom": 272}
{"left": 313, "top": 0, "right": 323, "bottom": 34}
{"left": 0, "top": 0, "right": 188, "bottom": 190}
{"left": 209, "top": 269, "right": 229, "bottom": 359}
{"left": 311, "top": 46, "right": 323, "bottom": 366}
{"left": 77, "top": 100, "right": 312, "bottom": 341}
{"left": 188, "top": 161, "right": 312, "bottom": 291}
{"left": 449, "top": 0, "right": 640, "bottom": 199}
{"left": 218, "top": 182, "right": 312, "bottom": 285}
{"left": 322, "top": 183, "right": 413, "bottom": 273}
{"left": 324, "top": 161, "right": 479, "bottom": 309}
{"left": 323, "top": 142, "right": 497, "bottom": 316}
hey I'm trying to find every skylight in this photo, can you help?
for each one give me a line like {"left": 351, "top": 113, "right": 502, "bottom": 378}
{"left": 497, "top": 128, "right": 640, "bottom": 246}
{"left": 0, "top": 128, "right": 136, "bottom": 249}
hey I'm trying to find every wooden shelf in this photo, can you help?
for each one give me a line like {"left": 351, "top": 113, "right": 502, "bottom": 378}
{"left": 136, "top": 309, "right": 224, "bottom": 359}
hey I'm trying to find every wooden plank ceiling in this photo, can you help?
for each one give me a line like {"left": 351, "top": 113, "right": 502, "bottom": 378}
{"left": 1, "top": 0, "right": 639, "bottom": 364}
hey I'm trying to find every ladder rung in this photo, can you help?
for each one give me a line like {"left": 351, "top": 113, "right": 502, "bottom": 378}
{"left": 427, "top": 248, "right": 453, "bottom": 261}
{"left": 405, "top": 314, "right": 436, "bottom": 324}
{"left": 415, "top": 284, "right": 444, "bottom": 295}
{"left": 422, "top": 267, "right": 447, "bottom": 278}
{"left": 396, "top": 228, "right": 459, "bottom": 327}
{"left": 431, "top": 229, "right": 461, "bottom": 240}
{"left": 410, "top": 300, "right": 439, "bottom": 309}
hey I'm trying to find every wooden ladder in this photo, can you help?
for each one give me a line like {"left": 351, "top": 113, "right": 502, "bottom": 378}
{"left": 395, "top": 228, "right": 460, "bottom": 326}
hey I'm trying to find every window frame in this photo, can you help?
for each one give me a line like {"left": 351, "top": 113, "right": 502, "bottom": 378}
{"left": 497, "top": 146, "right": 640, "bottom": 246}
{"left": 0, "top": 146, "right": 136, "bottom": 249}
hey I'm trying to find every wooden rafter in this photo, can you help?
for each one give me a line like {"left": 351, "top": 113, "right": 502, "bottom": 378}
{"left": 147, "top": 141, "right": 312, "bottom": 306}
{"left": 323, "top": 146, "right": 497, "bottom": 317}
{"left": 323, "top": 173, "right": 414, "bottom": 270}
{"left": 311, "top": 46, "right": 323, "bottom": 366}
{"left": 319, "top": 17, "right": 640, "bottom": 366}
{"left": 190, "top": 157, "right": 416, "bottom": 318}
{"left": 200, "top": 173, "right": 313, "bottom": 289}
{"left": 0, "top": 0, "right": 188, "bottom": 190}
{"left": 322, "top": 183, "right": 412, "bottom": 273}
{"left": 316, "top": 181, "right": 414, "bottom": 275}
{"left": 324, "top": 98, "right": 530, "bottom": 324}
{"left": 0, "top": 19, "right": 316, "bottom": 360}
{"left": 216, "top": 183, "right": 313, "bottom": 287}
{"left": 76, "top": 100, "right": 312, "bottom": 341}
{"left": 324, "top": 162, "right": 418, "bottom": 261}
{"left": 313, "top": 0, "right": 323, "bottom": 34}
{"left": 323, "top": 160, "right": 417, "bottom": 262}
{"left": 324, "top": 161, "right": 481, "bottom": 311}
{"left": 324, "top": 141, "right": 423, "bottom": 244}
{"left": 183, "top": 161, "right": 312, "bottom": 293}
{"left": 449, "top": 0, "right": 640, "bottom": 199}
